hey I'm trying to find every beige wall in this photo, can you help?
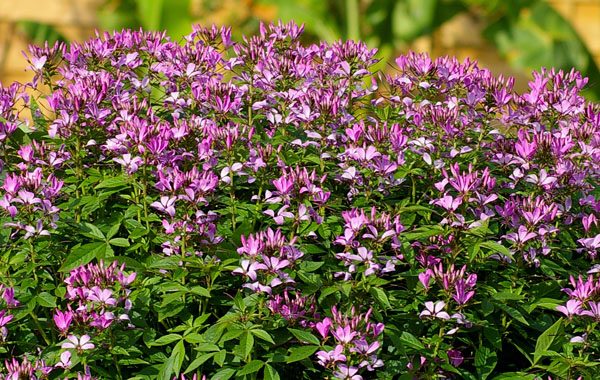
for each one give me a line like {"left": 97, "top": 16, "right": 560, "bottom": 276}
{"left": 0, "top": 0, "right": 599, "bottom": 91}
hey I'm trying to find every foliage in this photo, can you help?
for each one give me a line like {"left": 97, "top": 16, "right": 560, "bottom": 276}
{"left": 0, "top": 21, "right": 600, "bottom": 380}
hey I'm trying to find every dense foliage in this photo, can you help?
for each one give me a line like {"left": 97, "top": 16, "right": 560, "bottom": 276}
{"left": 1, "top": 21, "right": 599, "bottom": 380}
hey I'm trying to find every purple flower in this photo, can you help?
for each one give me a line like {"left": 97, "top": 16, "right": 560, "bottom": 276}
{"left": 420, "top": 301, "right": 450, "bottom": 320}
{"left": 151, "top": 196, "right": 177, "bottom": 218}
{"left": 333, "top": 364, "right": 362, "bottom": 380}
{"left": 232, "top": 260, "right": 267, "bottom": 281}
{"left": 114, "top": 154, "right": 143, "bottom": 174}
{"left": 556, "top": 299, "right": 583, "bottom": 319}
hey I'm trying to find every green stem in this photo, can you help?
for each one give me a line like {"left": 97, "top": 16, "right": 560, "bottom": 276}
{"left": 75, "top": 133, "right": 82, "bottom": 223}
{"left": 29, "top": 311, "right": 51, "bottom": 345}
{"left": 345, "top": 0, "right": 360, "bottom": 41}
{"left": 28, "top": 241, "right": 38, "bottom": 282}
{"left": 142, "top": 153, "right": 150, "bottom": 230}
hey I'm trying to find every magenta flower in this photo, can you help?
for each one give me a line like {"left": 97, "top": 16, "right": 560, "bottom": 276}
{"left": 350, "top": 338, "right": 380, "bottom": 355}
{"left": 0, "top": 310, "right": 13, "bottom": 327}
{"left": 316, "top": 344, "right": 347, "bottom": 368}
{"left": 53, "top": 309, "right": 73, "bottom": 334}
{"left": 418, "top": 269, "right": 433, "bottom": 291}
{"left": 315, "top": 317, "right": 332, "bottom": 338}
{"left": 331, "top": 325, "right": 357, "bottom": 344}
{"left": 237, "top": 233, "right": 264, "bottom": 257}
{"left": 263, "top": 205, "right": 294, "bottom": 225}
{"left": 1, "top": 287, "right": 19, "bottom": 307}
{"left": 448, "top": 349, "right": 464, "bottom": 366}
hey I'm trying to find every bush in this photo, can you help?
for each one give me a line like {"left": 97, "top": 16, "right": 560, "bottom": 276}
{"left": 0, "top": 21, "right": 599, "bottom": 380}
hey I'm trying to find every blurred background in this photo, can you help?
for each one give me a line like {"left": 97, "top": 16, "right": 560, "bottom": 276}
{"left": 0, "top": 0, "right": 599, "bottom": 99}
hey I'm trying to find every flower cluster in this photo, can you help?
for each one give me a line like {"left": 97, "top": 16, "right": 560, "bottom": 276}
{"left": 314, "top": 306, "right": 384, "bottom": 380}
{"left": 54, "top": 261, "right": 136, "bottom": 334}
{"left": 0, "top": 19, "right": 599, "bottom": 379}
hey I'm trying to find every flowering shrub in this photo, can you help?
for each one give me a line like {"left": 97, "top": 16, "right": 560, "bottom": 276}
{"left": 0, "top": 20, "right": 599, "bottom": 380}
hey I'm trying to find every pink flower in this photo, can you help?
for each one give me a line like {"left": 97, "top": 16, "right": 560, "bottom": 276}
{"left": 556, "top": 299, "right": 583, "bottom": 319}
{"left": 232, "top": 260, "right": 267, "bottom": 281}
{"left": 61, "top": 334, "right": 95, "bottom": 350}
{"left": 316, "top": 344, "right": 346, "bottom": 367}
{"left": 87, "top": 287, "right": 117, "bottom": 307}
{"left": 55, "top": 351, "right": 72, "bottom": 368}
{"left": 53, "top": 309, "right": 73, "bottom": 334}
{"left": 331, "top": 325, "right": 357, "bottom": 344}
{"left": 315, "top": 317, "right": 332, "bottom": 338}
{"left": 0, "top": 310, "right": 13, "bottom": 327}
{"left": 113, "top": 154, "right": 143, "bottom": 174}
{"left": 333, "top": 364, "right": 362, "bottom": 380}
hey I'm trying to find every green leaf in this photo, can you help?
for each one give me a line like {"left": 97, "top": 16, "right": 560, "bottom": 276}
{"left": 36, "top": 292, "right": 56, "bottom": 308}
{"left": 496, "top": 303, "right": 530, "bottom": 326}
{"left": 189, "top": 286, "right": 210, "bottom": 298}
{"left": 183, "top": 333, "right": 204, "bottom": 344}
{"left": 237, "top": 360, "right": 264, "bottom": 376}
{"left": 240, "top": 332, "right": 254, "bottom": 360}
{"left": 475, "top": 346, "right": 498, "bottom": 380}
{"left": 59, "top": 242, "right": 108, "bottom": 272}
{"left": 109, "top": 238, "right": 130, "bottom": 247}
{"left": 402, "top": 225, "right": 445, "bottom": 240}
{"left": 286, "top": 345, "right": 319, "bottom": 363}
{"left": 492, "top": 292, "right": 525, "bottom": 301}
{"left": 263, "top": 364, "right": 281, "bottom": 380}
{"left": 534, "top": 318, "right": 564, "bottom": 365}
{"left": 219, "top": 329, "right": 244, "bottom": 344}
{"left": 211, "top": 367, "right": 236, "bottom": 380}
{"left": 287, "top": 328, "right": 320, "bottom": 345}
{"left": 369, "top": 287, "right": 392, "bottom": 309}
{"left": 399, "top": 331, "right": 424, "bottom": 350}
{"left": 490, "top": 374, "right": 538, "bottom": 380}
{"left": 251, "top": 329, "right": 275, "bottom": 345}
{"left": 214, "top": 349, "right": 226, "bottom": 367}
{"left": 79, "top": 222, "right": 105, "bottom": 240}
{"left": 150, "top": 334, "right": 182, "bottom": 346}
{"left": 95, "top": 175, "right": 128, "bottom": 190}
{"left": 172, "top": 340, "right": 186, "bottom": 376}
{"left": 480, "top": 241, "right": 513, "bottom": 259}
{"left": 184, "top": 353, "right": 215, "bottom": 374}
{"left": 299, "top": 261, "right": 324, "bottom": 272}
{"left": 483, "top": 327, "right": 502, "bottom": 351}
